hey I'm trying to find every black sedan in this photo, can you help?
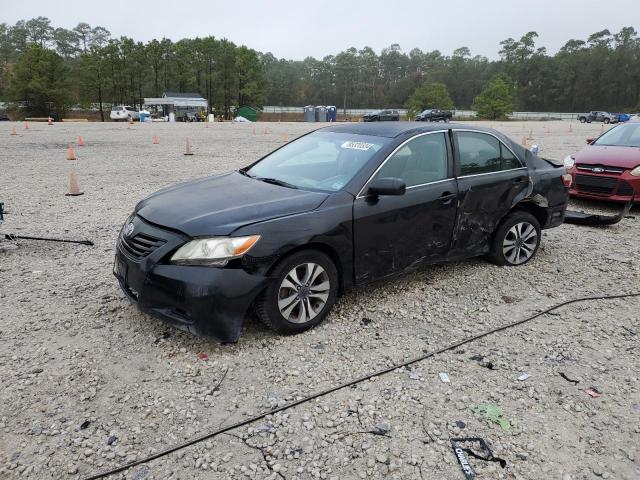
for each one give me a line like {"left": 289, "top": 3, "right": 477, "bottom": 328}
{"left": 363, "top": 109, "right": 400, "bottom": 122}
{"left": 114, "top": 123, "right": 569, "bottom": 342}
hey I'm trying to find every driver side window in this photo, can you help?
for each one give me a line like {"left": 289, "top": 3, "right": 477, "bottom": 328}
{"left": 373, "top": 133, "right": 448, "bottom": 187}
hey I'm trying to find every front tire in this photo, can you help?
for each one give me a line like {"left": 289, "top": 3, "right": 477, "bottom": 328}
{"left": 579, "top": 117, "right": 586, "bottom": 123}
{"left": 487, "top": 211, "right": 541, "bottom": 266}
{"left": 255, "top": 250, "right": 339, "bottom": 334}
{"left": 604, "top": 118, "right": 610, "bottom": 124}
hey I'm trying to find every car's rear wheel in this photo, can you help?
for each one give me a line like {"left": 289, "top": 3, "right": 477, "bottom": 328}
{"left": 487, "top": 211, "right": 541, "bottom": 266}
{"left": 255, "top": 250, "right": 339, "bottom": 334}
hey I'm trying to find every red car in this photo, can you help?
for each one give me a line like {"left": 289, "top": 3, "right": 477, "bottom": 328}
{"left": 565, "top": 122, "right": 640, "bottom": 202}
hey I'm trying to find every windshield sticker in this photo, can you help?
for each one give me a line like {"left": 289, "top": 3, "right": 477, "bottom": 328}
{"left": 341, "top": 141, "right": 374, "bottom": 151}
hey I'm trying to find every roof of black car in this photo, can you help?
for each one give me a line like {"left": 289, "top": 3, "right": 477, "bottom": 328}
{"left": 319, "top": 122, "right": 483, "bottom": 138}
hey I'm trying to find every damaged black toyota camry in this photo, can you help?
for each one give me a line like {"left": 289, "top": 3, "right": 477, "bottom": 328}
{"left": 114, "top": 123, "right": 570, "bottom": 342}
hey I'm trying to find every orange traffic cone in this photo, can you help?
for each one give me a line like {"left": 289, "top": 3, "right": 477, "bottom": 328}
{"left": 10, "top": 127, "right": 17, "bottom": 136}
{"left": 521, "top": 136, "right": 529, "bottom": 148}
{"left": 47, "top": 117, "right": 53, "bottom": 125}
{"left": 24, "top": 121, "right": 29, "bottom": 130}
{"left": 77, "top": 135, "right": 85, "bottom": 146}
{"left": 282, "top": 133, "right": 289, "bottom": 143}
{"left": 527, "top": 129, "right": 534, "bottom": 140}
{"left": 152, "top": 134, "right": 159, "bottom": 145}
{"left": 65, "top": 172, "right": 84, "bottom": 196}
{"left": 67, "top": 145, "right": 76, "bottom": 160}
{"left": 184, "top": 138, "right": 194, "bottom": 156}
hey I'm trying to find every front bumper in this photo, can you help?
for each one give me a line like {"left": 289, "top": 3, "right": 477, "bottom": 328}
{"left": 569, "top": 169, "right": 639, "bottom": 203}
{"left": 114, "top": 216, "right": 267, "bottom": 342}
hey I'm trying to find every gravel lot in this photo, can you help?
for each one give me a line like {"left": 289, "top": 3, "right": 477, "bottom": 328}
{"left": 0, "top": 120, "right": 638, "bottom": 480}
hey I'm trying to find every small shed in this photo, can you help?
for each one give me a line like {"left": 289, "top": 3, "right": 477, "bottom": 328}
{"left": 236, "top": 105, "right": 257, "bottom": 122}
{"left": 144, "top": 92, "right": 208, "bottom": 121}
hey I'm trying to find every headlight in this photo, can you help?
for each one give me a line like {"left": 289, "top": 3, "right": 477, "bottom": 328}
{"left": 170, "top": 235, "right": 260, "bottom": 266}
{"left": 630, "top": 166, "right": 640, "bottom": 176}
{"left": 563, "top": 155, "right": 575, "bottom": 168}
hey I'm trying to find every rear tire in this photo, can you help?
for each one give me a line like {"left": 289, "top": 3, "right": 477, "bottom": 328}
{"left": 255, "top": 250, "right": 339, "bottom": 335}
{"left": 487, "top": 211, "right": 541, "bottom": 266}
{"left": 579, "top": 117, "right": 586, "bottom": 123}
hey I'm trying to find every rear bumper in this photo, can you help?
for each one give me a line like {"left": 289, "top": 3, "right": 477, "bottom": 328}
{"left": 113, "top": 216, "right": 267, "bottom": 342}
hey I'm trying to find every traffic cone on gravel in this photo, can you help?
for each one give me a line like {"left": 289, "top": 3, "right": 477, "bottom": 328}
{"left": 65, "top": 172, "right": 84, "bottom": 196}
{"left": 10, "top": 127, "right": 17, "bottom": 136}
{"left": 282, "top": 133, "right": 289, "bottom": 143}
{"left": 184, "top": 138, "right": 194, "bottom": 155}
{"left": 77, "top": 135, "right": 85, "bottom": 146}
{"left": 24, "top": 121, "right": 29, "bottom": 130}
{"left": 48, "top": 117, "right": 53, "bottom": 125}
{"left": 67, "top": 145, "right": 76, "bottom": 160}
{"left": 152, "top": 134, "right": 159, "bottom": 145}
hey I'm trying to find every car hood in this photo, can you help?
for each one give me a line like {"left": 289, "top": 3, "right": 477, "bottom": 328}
{"left": 575, "top": 145, "right": 640, "bottom": 169}
{"left": 136, "top": 172, "right": 329, "bottom": 236}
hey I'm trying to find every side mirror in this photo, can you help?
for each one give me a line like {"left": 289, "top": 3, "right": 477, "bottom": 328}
{"left": 367, "top": 177, "right": 406, "bottom": 196}
{"left": 586, "top": 138, "right": 596, "bottom": 144}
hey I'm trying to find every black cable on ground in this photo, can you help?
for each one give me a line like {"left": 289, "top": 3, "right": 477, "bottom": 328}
{"left": 4, "top": 234, "right": 94, "bottom": 246}
{"left": 83, "top": 291, "right": 640, "bottom": 480}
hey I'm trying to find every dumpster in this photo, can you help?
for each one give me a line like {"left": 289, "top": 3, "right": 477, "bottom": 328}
{"left": 315, "top": 106, "right": 327, "bottom": 122}
{"left": 326, "top": 106, "right": 337, "bottom": 122}
{"left": 236, "top": 106, "right": 257, "bottom": 122}
{"left": 303, "top": 105, "right": 315, "bottom": 122}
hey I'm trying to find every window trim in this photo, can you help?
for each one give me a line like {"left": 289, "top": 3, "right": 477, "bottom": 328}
{"left": 356, "top": 130, "right": 451, "bottom": 198}
{"left": 452, "top": 129, "right": 525, "bottom": 178}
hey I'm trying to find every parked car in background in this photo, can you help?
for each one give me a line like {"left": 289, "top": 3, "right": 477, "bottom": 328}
{"left": 0, "top": 113, "right": 10, "bottom": 121}
{"left": 110, "top": 105, "right": 140, "bottom": 122}
{"left": 114, "top": 123, "right": 569, "bottom": 342}
{"left": 565, "top": 121, "right": 640, "bottom": 202}
{"left": 363, "top": 109, "right": 400, "bottom": 122}
{"left": 415, "top": 109, "right": 453, "bottom": 122}
{"left": 616, "top": 113, "right": 632, "bottom": 123}
{"left": 577, "top": 111, "right": 618, "bottom": 124}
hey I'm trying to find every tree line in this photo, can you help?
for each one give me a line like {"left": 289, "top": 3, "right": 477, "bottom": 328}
{"left": 0, "top": 17, "right": 638, "bottom": 119}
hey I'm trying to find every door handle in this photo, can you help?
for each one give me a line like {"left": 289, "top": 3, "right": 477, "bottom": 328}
{"left": 440, "top": 191, "right": 455, "bottom": 205}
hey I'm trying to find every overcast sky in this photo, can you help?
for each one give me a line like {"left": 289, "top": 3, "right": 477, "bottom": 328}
{"left": 3, "top": 0, "right": 639, "bottom": 59}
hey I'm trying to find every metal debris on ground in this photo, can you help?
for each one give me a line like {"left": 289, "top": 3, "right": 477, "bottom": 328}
{"left": 582, "top": 387, "right": 602, "bottom": 398}
{"left": 450, "top": 437, "right": 506, "bottom": 480}
{"left": 564, "top": 198, "right": 633, "bottom": 226}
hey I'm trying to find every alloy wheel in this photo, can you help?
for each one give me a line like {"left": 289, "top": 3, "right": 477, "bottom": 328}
{"left": 502, "top": 222, "right": 538, "bottom": 265}
{"left": 278, "top": 263, "right": 331, "bottom": 323}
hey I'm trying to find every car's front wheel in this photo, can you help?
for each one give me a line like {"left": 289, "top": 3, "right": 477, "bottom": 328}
{"left": 487, "top": 211, "right": 541, "bottom": 266}
{"left": 255, "top": 250, "right": 339, "bottom": 334}
{"left": 604, "top": 118, "right": 610, "bottom": 124}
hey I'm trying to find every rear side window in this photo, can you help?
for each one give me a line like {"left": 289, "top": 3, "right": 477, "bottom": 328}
{"left": 374, "top": 132, "right": 448, "bottom": 187}
{"left": 455, "top": 131, "right": 522, "bottom": 175}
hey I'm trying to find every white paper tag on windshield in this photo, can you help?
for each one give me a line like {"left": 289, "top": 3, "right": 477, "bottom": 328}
{"left": 341, "top": 141, "right": 373, "bottom": 151}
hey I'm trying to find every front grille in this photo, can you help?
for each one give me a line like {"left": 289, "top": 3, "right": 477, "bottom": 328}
{"left": 575, "top": 174, "right": 618, "bottom": 195}
{"left": 119, "top": 232, "right": 166, "bottom": 260}
{"left": 576, "top": 164, "right": 624, "bottom": 175}
{"left": 617, "top": 181, "right": 635, "bottom": 196}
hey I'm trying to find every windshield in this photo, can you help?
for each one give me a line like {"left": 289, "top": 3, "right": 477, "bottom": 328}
{"left": 246, "top": 131, "right": 390, "bottom": 192}
{"left": 594, "top": 123, "right": 640, "bottom": 147}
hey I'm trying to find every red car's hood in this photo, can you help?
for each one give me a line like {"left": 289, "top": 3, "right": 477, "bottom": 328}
{"left": 575, "top": 145, "right": 640, "bottom": 169}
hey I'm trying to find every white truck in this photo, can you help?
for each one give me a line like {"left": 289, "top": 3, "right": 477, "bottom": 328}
{"left": 110, "top": 105, "right": 140, "bottom": 122}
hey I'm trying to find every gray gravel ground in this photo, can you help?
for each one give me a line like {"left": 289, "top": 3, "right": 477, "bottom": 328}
{"left": 0, "top": 120, "right": 638, "bottom": 480}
